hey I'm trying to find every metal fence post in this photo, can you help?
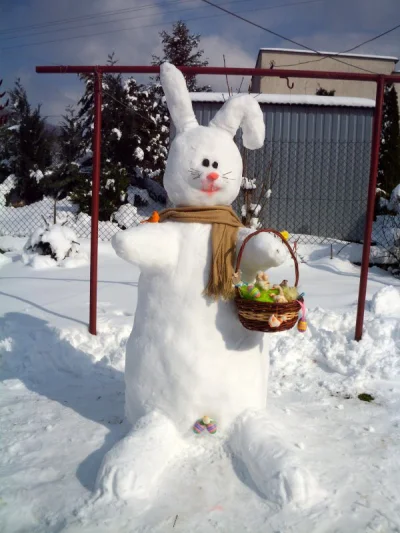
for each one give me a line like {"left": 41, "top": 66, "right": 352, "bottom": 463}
{"left": 89, "top": 67, "right": 102, "bottom": 336}
{"left": 355, "top": 76, "right": 385, "bottom": 341}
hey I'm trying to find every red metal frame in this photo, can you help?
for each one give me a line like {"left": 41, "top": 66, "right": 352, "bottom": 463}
{"left": 355, "top": 76, "right": 386, "bottom": 341}
{"left": 89, "top": 68, "right": 102, "bottom": 335}
{"left": 36, "top": 64, "right": 400, "bottom": 338}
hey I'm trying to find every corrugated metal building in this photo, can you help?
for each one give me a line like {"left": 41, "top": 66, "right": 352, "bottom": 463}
{"left": 187, "top": 93, "right": 374, "bottom": 243}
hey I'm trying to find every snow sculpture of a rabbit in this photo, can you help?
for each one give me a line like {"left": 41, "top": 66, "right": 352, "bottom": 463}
{"left": 95, "top": 63, "right": 319, "bottom": 507}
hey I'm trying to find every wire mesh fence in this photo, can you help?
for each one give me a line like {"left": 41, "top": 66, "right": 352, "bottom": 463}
{"left": 1, "top": 138, "right": 398, "bottom": 267}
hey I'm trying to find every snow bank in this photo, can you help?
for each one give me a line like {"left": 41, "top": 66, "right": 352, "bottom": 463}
{"left": 269, "top": 286, "right": 400, "bottom": 399}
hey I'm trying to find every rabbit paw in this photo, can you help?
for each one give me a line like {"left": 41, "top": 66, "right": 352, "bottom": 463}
{"left": 94, "top": 411, "right": 183, "bottom": 503}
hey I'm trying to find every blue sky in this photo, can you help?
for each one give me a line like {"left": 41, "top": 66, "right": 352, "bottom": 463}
{"left": 0, "top": 0, "right": 399, "bottom": 122}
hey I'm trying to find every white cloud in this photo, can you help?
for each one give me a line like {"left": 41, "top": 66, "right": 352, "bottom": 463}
{"left": 197, "top": 35, "right": 256, "bottom": 92}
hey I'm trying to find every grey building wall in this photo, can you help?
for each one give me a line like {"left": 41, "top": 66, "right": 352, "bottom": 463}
{"left": 190, "top": 101, "right": 373, "bottom": 242}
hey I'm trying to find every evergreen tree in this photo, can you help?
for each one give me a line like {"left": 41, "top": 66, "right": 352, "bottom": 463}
{"left": 4, "top": 80, "right": 52, "bottom": 205}
{"left": 0, "top": 78, "right": 9, "bottom": 126}
{"left": 152, "top": 20, "right": 211, "bottom": 92}
{"left": 125, "top": 78, "right": 169, "bottom": 184}
{"left": 378, "top": 83, "right": 400, "bottom": 196}
{"left": 74, "top": 54, "right": 135, "bottom": 219}
{"left": 0, "top": 79, "right": 12, "bottom": 182}
{"left": 70, "top": 161, "right": 130, "bottom": 221}
{"left": 41, "top": 107, "right": 83, "bottom": 220}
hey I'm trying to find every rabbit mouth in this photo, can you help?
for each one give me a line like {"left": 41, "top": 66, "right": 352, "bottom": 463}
{"left": 201, "top": 183, "right": 221, "bottom": 194}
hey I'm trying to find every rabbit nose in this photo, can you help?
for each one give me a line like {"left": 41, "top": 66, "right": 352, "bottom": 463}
{"left": 206, "top": 172, "right": 219, "bottom": 181}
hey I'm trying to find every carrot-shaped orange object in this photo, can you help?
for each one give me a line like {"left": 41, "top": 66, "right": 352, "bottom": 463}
{"left": 140, "top": 211, "right": 160, "bottom": 224}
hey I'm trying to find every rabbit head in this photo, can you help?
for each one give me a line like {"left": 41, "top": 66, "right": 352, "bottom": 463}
{"left": 160, "top": 62, "right": 265, "bottom": 207}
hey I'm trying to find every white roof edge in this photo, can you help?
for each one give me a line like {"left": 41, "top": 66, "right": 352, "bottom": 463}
{"left": 258, "top": 47, "right": 399, "bottom": 63}
{"left": 189, "top": 92, "right": 376, "bottom": 108}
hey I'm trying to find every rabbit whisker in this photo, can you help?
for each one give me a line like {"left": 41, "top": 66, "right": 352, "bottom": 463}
{"left": 223, "top": 171, "right": 232, "bottom": 175}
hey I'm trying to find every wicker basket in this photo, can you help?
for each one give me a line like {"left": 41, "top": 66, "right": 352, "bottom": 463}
{"left": 234, "top": 229, "right": 301, "bottom": 333}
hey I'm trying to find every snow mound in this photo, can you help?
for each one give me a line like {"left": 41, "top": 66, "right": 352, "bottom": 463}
{"left": 269, "top": 293, "right": 400, "bottom": 399}
{"left": 22, "top": 223, "right": 87, "bottom": 268}
{"left": 0, "top": 253, "right": 11, "bottom": 268}
{"left": 370, "top": 286, "right": 400, "bottom": 317}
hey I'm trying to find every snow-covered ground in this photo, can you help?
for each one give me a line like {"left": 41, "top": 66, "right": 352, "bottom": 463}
{"left": 1, "top": 238, "right": 400, "bottom": 533}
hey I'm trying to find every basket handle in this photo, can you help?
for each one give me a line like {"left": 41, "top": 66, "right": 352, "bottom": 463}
{"left": 235, "top": 229, "right": 299, "bottom": 287}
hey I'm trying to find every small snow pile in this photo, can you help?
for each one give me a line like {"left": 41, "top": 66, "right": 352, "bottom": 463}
{"left": 370, "top": 285, "right": 400, "bottom": 317}
{"left": 112, "top": 204, "right": 139, "bottom": 229}
{"left": 22, "top": 223, "right": 87, "bottom": 269}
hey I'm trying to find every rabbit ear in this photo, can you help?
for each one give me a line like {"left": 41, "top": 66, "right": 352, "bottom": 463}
{"left": 160, "top": 62, "right": 198, "bottom": 134}
{"left": 209, "top": 94, "right": 265, "bottom": 149}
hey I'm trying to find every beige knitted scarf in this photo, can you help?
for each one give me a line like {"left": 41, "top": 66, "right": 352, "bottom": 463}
{"left": 159, "top": 206, "right": 243, "bottom": 300}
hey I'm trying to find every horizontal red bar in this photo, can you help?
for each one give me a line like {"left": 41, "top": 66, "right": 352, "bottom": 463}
{"left": 35, "top": 65, "right": 400, "bottom": 84}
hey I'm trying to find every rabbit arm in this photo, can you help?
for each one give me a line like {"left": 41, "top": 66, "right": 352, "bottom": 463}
{"left": 111, "top": 223, "right": 179, "bottom": 271}
{"left": 236, "top": 228, "right": 288, "bottom": 282}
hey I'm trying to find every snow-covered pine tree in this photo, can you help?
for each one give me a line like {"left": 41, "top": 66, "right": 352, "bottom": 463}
{"left": 378, "top": 84, "right": 400, "bottom": 196}
{"left": 0, "top": 79, "right": 12, "bottom": 183}
{"left": 71, "top": 161, "right": 130, "bottom": 221}
{"left": 41, "top": 107, "right": 83, "bottom": 222}
{"left": 125, "top": 78, "right": 169, "bottom": 185}
{"left": 4, "top": 79, "right": 52, "bottom": 205}
{"left": 74, "top": 54, "right": 134, "bottom": 220}
{"left": 152, "top": 20, "right": 211, "bottom": 92}
{"left": 146, "top": 20, "right": 211, "bottom": 185}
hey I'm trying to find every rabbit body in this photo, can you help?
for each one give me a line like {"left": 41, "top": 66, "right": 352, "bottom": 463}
{"left": 121, "top": 221, "right": 268, "bottom": 431}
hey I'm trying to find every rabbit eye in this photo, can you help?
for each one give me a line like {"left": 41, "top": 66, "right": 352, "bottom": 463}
{"left": 212, "top": 161, "right": 218, "bottom": 169}
{"left": 202, "top": 158, "right": 210, "bottom": 167}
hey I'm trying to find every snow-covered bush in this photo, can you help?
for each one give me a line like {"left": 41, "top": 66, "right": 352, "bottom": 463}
{"left": 23, "top": 222, "right": 84, "bottom": 268}
{"left": 372, "top": 184, "right": 400, "bottom": 276}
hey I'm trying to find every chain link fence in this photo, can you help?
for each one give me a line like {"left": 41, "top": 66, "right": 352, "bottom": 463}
{"left": 1, "top": 139, "right": 398, "bottom": 269}
{"left": 235, "top": 139, "right": 371, "bottom": 244}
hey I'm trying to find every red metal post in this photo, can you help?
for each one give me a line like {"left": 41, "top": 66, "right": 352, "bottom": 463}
{"left": 89, "top": 68, "right": 102, "bottom": 335}
{"left": 355, "top": 76, "right": 385, "bottom": 341}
